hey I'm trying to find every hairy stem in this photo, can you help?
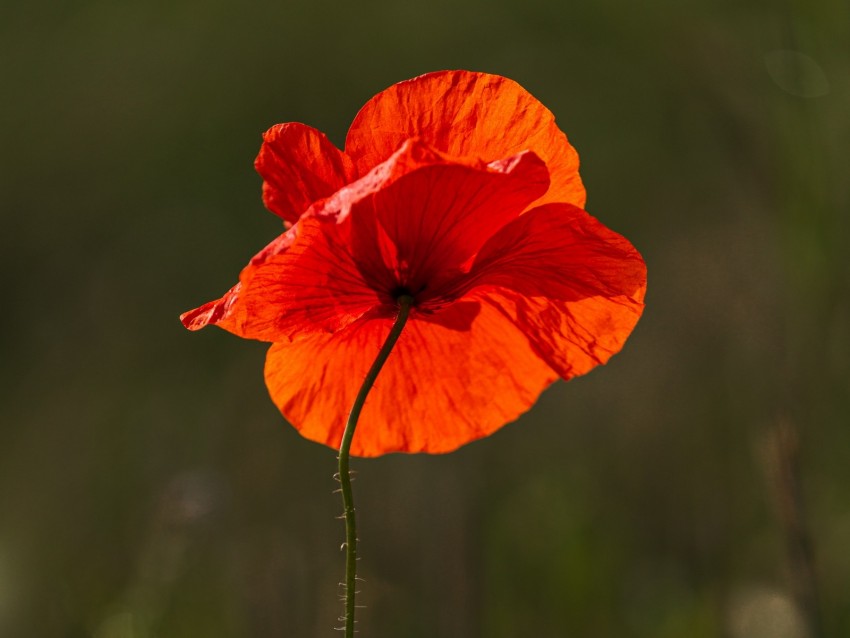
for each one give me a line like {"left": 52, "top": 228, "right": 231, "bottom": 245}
{"left": 337, "top": 295, "right": 413, "bottom": 636}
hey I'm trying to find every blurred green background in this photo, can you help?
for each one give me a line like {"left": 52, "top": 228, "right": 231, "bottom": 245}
{"left": 1, "top": 0, "right": 848, "bottom": 636}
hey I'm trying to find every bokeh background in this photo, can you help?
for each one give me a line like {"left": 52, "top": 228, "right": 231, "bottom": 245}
{"left": 2, "top": 0, "right": 848, "bottom": 636}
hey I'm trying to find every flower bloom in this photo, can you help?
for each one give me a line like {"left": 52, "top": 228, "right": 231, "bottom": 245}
{"left": 182, "top": 70, "right": 646, "bottom": 457}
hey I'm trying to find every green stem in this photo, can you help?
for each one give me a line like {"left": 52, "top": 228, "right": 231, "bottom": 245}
{"left": 338, "top": 295, "right": 413, "bottom": 637}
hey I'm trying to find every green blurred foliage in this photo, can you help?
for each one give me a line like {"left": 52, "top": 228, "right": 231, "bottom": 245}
{"left": 1, "top": 0, "right": 848, "bottom": 636}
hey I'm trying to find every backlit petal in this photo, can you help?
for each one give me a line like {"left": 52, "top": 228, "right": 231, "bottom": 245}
{"left": 255, "top": 122, "right": 355, "bottom": 224}
{"left": 264, "top": 301, "right": 557, "bottom": 457}
{"left": 469, "top": 203, "right": 647, "bottom": 378}
{"left": 340, "top": 147, "right": 549, "bottom": 306}
{"left": 345, "top": 70, "right": 585, "bottom": 209}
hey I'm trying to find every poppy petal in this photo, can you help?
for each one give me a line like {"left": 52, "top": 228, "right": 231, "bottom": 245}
{"left": 264, "top": 300, "right": 557, "bottom": 457}
{"left": 345, "top": 70, "right": 586, "bottom": 209}
{"left": 180, "top": 215, "right": 386, "bottom": 341}
{"left": 341, "top": 146, "right": 550, "bottom": 305}
{"left": 255, "top": 122, "right": 355, "bottom": 224}
{"left": 469, "top": 202, "right": 647, "bottom": 379}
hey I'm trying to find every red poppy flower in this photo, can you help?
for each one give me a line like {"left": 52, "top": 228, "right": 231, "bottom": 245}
{"left": 182, "top": 70, "right": 646, "bottom": 457}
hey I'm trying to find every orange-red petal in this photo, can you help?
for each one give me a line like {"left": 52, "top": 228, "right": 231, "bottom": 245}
{"left": 255, "top": 122, "right": 355, "bottom": 224}
{"left": 339, "top": 146, "right": 549, "bottom": 308}
{"left": 345, "top": 70, "right": 586, "bottom": 209}
{"left": 264, "top": 300, "right": 557, "bottom": 457}
{"left": 469, "top": 203, "right": 647, "bottom": 378}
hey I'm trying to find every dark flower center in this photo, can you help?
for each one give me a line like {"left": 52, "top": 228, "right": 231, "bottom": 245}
{"left": 390, "top": 285, "right": 415, "bottom": 302}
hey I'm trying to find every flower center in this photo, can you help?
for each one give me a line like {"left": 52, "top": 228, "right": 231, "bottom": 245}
{"left": 390, "top": 285, "right": 415, "bottom": 302}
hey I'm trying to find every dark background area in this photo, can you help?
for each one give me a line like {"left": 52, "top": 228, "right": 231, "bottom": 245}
{"left": 1, "top": 1, "right": 848, "bottom": 636}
